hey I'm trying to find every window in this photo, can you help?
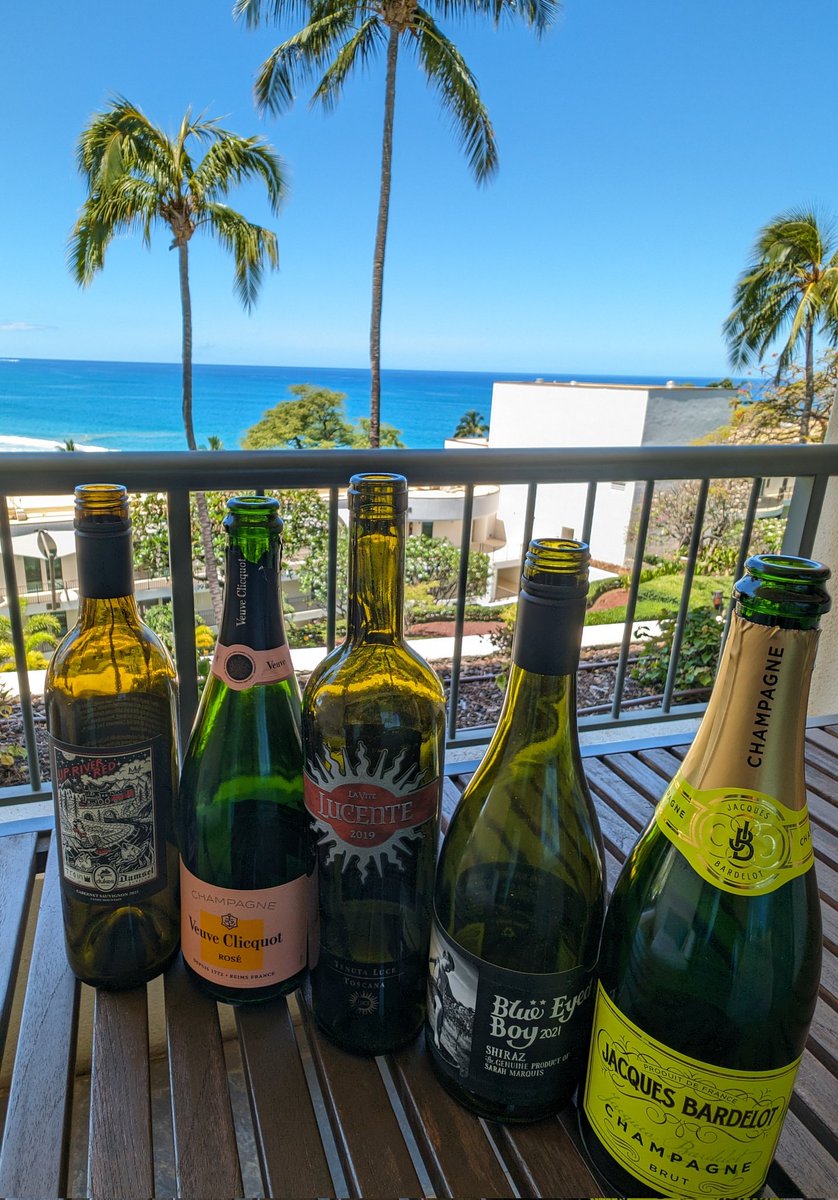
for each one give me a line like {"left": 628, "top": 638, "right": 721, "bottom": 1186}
{"left": 52, "top": 556, "right": 65, "bottom": 587}
{"left": 23, "top": 557, "right": 43, "bottom": 593}
{"left": 610, "top": 481, "right": 627, "bottom": 492}
{"left": 421, "top": 521, "right": 434, "bottom": 539}
{"left": 561, "top": 526, "right": 575, "bottom": 540}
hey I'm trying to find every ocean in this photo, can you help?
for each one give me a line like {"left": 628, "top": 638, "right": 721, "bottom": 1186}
{"left": 0, "top": 357, "right": 723, "bottom": 452}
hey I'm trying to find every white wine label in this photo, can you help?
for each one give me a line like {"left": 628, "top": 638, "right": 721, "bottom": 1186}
{"left": 583, "top": 983, "right": 800, "bottom": 1199}
{"left": 655, "top": 772, "right": 814, "bottom": 896}
{"left": 180, "top": 862, "right": 309, "bottom": 989}
{"left": 426, "top": 918, "right": 596, "bottom": 1110}
{"left": 211, "top": 641, "right": 294, "bottom": 690}
{"left": 51, "top": 736, "right": 163, "bottom": 904}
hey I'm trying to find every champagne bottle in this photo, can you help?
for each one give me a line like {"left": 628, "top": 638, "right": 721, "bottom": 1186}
{"left": 177, "top": 496, "right": 311, "bottom": 1004}
{"left": 427, "top": 538, "right": 605, "bottom": 1121}
{"left": 580, "top": 554, "right": 829, "bottom": 1199}
{"left": 45, "top": 483, "right": 179, "bottom": 988}
{"left": 302, "top": 473, "right": 445, "bottom": 1053}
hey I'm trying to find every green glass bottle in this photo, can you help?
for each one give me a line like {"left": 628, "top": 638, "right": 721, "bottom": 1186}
{"left": 580, "top": 554, "right": 829, "bottom": 1199}
{"left": 177, "top": 496, "right": 311, "bottom": 1004}
{"left": 46, "top": 483, "right": 180, "bottom": 988}
{"left": 427, "top": 538, "right": 605, "bottom": 1121}
{"left": 303, "top": 473, "right": 446, "bottom": 1054}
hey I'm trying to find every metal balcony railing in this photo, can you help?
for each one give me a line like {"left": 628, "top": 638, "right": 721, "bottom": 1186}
{"left": 3, "top": 443, "right": 838, "bottom": 806}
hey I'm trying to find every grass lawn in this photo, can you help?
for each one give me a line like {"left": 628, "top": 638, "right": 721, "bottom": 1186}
{"left": 584, "top": 573, "right": 732, "bottom": 627}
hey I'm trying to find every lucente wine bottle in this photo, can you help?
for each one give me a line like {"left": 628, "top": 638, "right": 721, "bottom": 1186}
{"left": 427, "top": 538, "right": 605, "bottom": 1121}
{"left": 580, "top": 554, "right": 829, "bottom": 1199}
{"left": 303, "top": 473, "right": 445, "bottom": 1053}
{"left": 177, "top": 495, "right": 310, "bottom": 1003}
{"left": 46, "top": 483, "right": 180, "bottom": 988}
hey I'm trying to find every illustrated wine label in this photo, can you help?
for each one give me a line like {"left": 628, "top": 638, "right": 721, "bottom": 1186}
{"left": 655, "top": 772, "right": 813, "bottom": 896}
{"left": 180, "top": 861, "right": 309, "bottom": 989}
{"left": 51, "top": 734, "right": 166, "bottom": 904}
{"left": 426, "top": 919, "right": 596, "bottom": 1108}
{"left": 211, "top": 640, "right": 293, "bottom": 690}
{"left": 583, "top": 983, "right": 799, "bottom": 1198}
{"left": 303, "top": 745, "right": 440, "bottom": 870}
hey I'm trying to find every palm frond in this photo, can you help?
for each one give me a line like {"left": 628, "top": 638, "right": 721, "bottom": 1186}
{"left": 68, "top": 179, "right": 161, "bottom": 283}
{"left": 233, "top": 0, "right": 316, "bottom": 27}
{"left": 253, "top": 7, "right": 362, "bottom": 114}
{"left": 312, "top": 16, "right": 385, "bottom": 110}
{"left": 190, "top": 135, "right": 287, "bottom": 213}
{"left": 78, "top": 96, "right": 176, "bottom": 192}
{"left": 202, "top": 203, "right": 280, "bottom": 310}
{"left": 408, "top": 8, "right": 497, "bottom": 183}
{"left": 429, "top": 0, "right": 559, "bottom": 35}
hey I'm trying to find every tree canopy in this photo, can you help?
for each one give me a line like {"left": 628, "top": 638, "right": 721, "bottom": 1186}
{"left": 242, "top": 384, "right": 404, "bottom": 449}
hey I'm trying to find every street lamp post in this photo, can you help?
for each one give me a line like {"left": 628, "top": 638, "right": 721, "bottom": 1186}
{"left": 36, "top": 530, "right": 59, "bottom": 610}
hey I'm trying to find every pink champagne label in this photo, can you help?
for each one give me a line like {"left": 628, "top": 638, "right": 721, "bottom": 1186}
{"left": 303, "top": 776, "right": 439, "bottom": 849}
{"left": 210, "top": 641, "right": 293, "bottom": 690}
{"left": 180, "top": 861, "right": 308, "bottom": 989}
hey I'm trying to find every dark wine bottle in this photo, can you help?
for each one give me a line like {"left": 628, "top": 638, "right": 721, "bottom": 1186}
{"left": 427, "top": 538, "right": 605, "bottom": 1121}
{"left": 45, "top": 483, "right": 180, "bottom": 988}
{"left": 302, "top": 473, "right": 445, "bottom": 1054}
{"left": 580, "top": 554, "right": 829, "bottom": 1199}
{"left": 177, "top": 496, "right": 311, "bottom": 1003}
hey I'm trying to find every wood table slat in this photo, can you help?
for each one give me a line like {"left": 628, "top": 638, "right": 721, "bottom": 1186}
{"left": 237, "top": 995, "right": 334, "bottom": 1197}
{"left": 0, "top": 839, "right": 79, "bottom": 1200}
{"left": 805, "top": 727, "right": 838, "bottom": 761}
{"left": 164, "top": 958, "right": 243, "bottom": 1199}
{"left": 804, "top": 742, "right": 838, "bottom": 787}
{"left": 775, "top": 1107, "right": 838, "bottom": 1199}
{"left": 388, "top": 1037, "right": 512, "bottom": 1198}
{"left": 490, "top": 1115, "right": 600, "bottom": 1200}
{"left": 88, "top": 986, "right": 153, "bottom": 1200}
{"left": 299, "top": 1005, "right": 424, "bottom": 1198}
{"left": 0, "top": 831, "right": 37, "bottom": 1057}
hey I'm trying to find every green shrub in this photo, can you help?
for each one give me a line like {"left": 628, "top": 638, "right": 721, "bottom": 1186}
{"left": 631, "top": 608, "right": 723, "bottom": 693}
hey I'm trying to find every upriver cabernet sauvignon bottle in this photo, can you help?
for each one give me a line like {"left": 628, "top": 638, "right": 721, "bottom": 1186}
{"left": 303, "top": 473, "right": 445, "bottom": 1053}
{"left": 46, "top": 484, "right": 179, "bottom": 988}
{"left": 427, "top": 539, "right": 605, "bottom": 1121}
{"left": 177, "top": 496, "right": 311, "bottom": 1003}
{"left": 580, "top": 554, "right": 829, "bottom": 1199}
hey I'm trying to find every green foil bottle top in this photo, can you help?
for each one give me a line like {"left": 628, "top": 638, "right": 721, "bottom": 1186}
{"left": 734, "top": 553, "right": 831, "bottom": 630}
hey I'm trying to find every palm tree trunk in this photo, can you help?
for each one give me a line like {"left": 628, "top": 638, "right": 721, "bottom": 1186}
{"left": 178, "top": 240, "right": 224, "bottom": 625}
{"left": 800, "top": 318, "right": 815, "bottom": 441}
{"left": 369, "top": 27, "right": 400, "bottom": 450}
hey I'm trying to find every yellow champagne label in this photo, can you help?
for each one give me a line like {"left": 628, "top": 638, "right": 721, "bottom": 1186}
{"left": 654, "top": 772, "right": 813, "bottom": 896}
{"left": 583, "top": 984, "right": 800, "bottom": 1199}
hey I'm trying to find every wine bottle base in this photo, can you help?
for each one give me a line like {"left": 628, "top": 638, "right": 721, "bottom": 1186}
{"left": 69, "top": 939, "right": 180, "bottom": 991}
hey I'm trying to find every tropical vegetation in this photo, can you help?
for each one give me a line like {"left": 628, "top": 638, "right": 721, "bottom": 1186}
{"left": 243, "top": 385, "right": 404, "bottom": 449}
{"left": 68, "top": 95, "right": 286, "bottom": 621}
{"left": 236, "top": 0, "right": 558, "bottom": 447}
{"left": 0, "top": 603, "right": 63, "bottom": 671}
{"left": 453, "top": 410, "right": 489, "bottom": 438}
{"left": 723, "top": 208, "right": 838, "bottom": 440}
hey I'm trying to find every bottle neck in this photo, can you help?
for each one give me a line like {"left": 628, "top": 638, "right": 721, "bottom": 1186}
{"left": 219, "top": 531, "right": 287, "bottom": 650}
{"left": 76, "top": 524, "right": 135, "bottom": 604}
{"left": 346, "top": 507, "right": 405, "bottom": 645}
{"left": 681, "top": 610, "right": 819, "bottom": 807}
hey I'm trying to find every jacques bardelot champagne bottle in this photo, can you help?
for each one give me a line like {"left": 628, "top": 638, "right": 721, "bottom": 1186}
{"left": 177, "top": 496, "right": 311, "bottom": 1003}
{"left": 303, "top": 473, "right": 445, "bottom": 1054}
{"left": 427, "top": 538, "right": 605, "bottom": 1121}
{"left": 46, "top": 483, "right": 180, "bottom": 988}
{"left": 580, "top": 554, "right": 829, "bottom": 1199}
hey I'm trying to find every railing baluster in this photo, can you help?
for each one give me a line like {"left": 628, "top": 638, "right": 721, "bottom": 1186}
{"left": 518, "top": 482, "right": 538, "bottom": 579}
{"left": 611, "top": 481, "right": 654, "bottom": 720}
{"left": 720, "top": 477, "right": 761, "bottom": 658}
{"left": 782, "top": 473, "right": 829, "bottom": 558}
{"left": 661, "top": 479, "right": 709, "bottom": 713}
{"left": 0, "top": 497, "right": 42, "bottom": 791}
{"left": 326, "top": 488, "right": 339, "bottom": 652}
{"left": 167, "top": 489, "right": 199, "bottom": 753}
{"left": 581, "top": 481, "right": 597, "bottom": 546}
{"left": 446, "top": 485, "right": 475, "bottom": 742}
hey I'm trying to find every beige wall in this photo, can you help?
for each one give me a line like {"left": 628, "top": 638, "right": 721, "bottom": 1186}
{"left": 809, "top": 404, "right": 838, "bottom": 717}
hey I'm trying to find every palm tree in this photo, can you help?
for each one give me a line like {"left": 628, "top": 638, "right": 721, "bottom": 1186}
{"left": 236, "top": 0, "right": 557, "bottom": 447}
{"left": 724, "top": 208, "right": 838, "bottom": 440}
{"left": 68, "top": 97, "right": 286, "bottom": 620}
{"left": 453, "top": 409, "right": 489, "bottom": 438}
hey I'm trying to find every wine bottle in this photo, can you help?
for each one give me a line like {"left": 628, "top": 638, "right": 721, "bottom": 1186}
{"left": 177, "top": 495, "right": 311, "bottom": 1004}
{"left": 580, "top": 554, "right": 829, "bottom": 1199}
{"left": 45, "top": 483, "right": 179, "bottom": 988}
{"left": 302, "top": 473, "right": 445, "bottom": 1054}
{"left": 427, "top": 538, "right": 605, "bottom": 1121}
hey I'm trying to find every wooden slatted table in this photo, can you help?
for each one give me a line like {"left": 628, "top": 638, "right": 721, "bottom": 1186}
{"left": 1, "top": 723, "right": 836, "bottom": 1199}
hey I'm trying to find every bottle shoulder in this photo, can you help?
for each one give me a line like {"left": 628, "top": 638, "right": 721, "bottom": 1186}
{"left": 303, "top": 640, "right": 445, "bottom": 708}
{"left": 47, "top": 614, "right": 176, "bottom": 695}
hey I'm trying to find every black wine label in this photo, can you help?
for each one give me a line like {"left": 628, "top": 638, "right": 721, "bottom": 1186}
{"left": 426, "top": 917, "right": 596, "bottom": 1109}
{"left": 50, "top": 733, "right": 169, "bottom": 905}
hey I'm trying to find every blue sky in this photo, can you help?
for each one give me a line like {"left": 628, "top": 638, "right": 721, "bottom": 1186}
{"left": 2, "top": 0, "right": 838, "bottom": 377}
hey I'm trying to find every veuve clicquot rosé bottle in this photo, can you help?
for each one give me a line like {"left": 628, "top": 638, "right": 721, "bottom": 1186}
{"left": 177, "top": 496, "right": 312, "bottom": 1003}
{"left": 427, "top": 539, "right": 605, "bottom": 1121}
{"left": 46, "top": 484, "right": 180, "bottom": 988}
{"left": 303, "top": 473, "right": 445, "bottom": 1053}
{"left": 580, "top": 554, "right": 829, "bottom": 1198}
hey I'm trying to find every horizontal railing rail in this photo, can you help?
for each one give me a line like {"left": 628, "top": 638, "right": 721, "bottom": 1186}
{"left": 3, "top": 442, "right": 838, "bottom": 805}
